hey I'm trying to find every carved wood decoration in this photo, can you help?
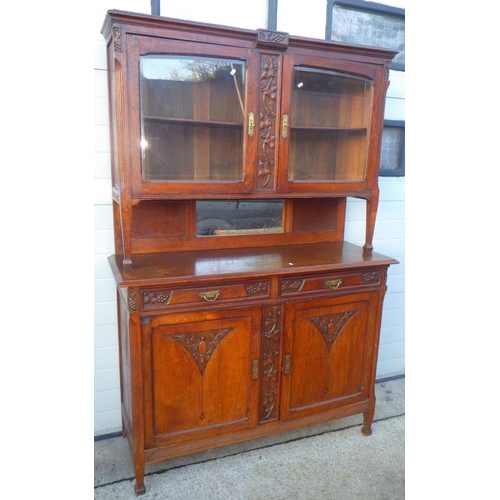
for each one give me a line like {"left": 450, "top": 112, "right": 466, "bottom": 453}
{"left": 260, "top": 304, "right": 282, "bottom": 422}
{"left": 102, "top": 10, "right": 398, "bottom": 494}
{"left": 172, "top": 328, "right": 235, "bottom": 375}
{"left": 307, "top": 311, "right": 358, "bottom": 354}
{"left": 362, "top": 271, "right": 381, "bottom": 284}
{"left": 382, "top": 269, "right": 388, "bottom": 285}
{"left": 256, "top": 29, "right": 290, "bottom": 49}
{"left": 244, "top": 282, "right": 269, "bottom": 295}
{"left": 257, "top": 55, "right": 279, "bottom": 190}
{"left": 142, "top": 290, "right": 173, "bottom": 307}
{"left": 128, "top": 289, "right": 137, "bottom": 311}
{"left": 113, "top": 27, "right": 122, "bottom": 52}
{"left": 281, "top": 279, "right": 304, "bottom": 294}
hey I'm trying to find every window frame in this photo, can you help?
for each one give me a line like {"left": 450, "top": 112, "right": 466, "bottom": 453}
{"left": 379, "top": 119, "right": 405, "bottom": 177}
{"left": 326, "top": 0, "right": 405, "bottom": 72}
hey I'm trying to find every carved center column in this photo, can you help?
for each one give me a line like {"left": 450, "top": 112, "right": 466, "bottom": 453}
{"left": 255, "top": 29, "right": 289, "bottom": 192}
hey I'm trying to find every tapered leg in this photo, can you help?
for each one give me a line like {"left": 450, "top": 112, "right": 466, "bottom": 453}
{"left": 134, "top": 482, "right": 146, "bottom": 496}
{"left": 361, "top": 410, "right": 374, "bottom": 436}
{"left": 361, "top": 395, "right": 376, "bottom": 436}
{"left": 133, "top": 452, "right": 146, "bottom": 495}
{"left": 363, "top": 191, "right": 379, "bottom": 255}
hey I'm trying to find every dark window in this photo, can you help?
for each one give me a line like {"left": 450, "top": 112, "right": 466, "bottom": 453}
{"left": 326, "top": 0, "right": 405, "bottom": 71}
{"left": 379, "top": 120, "right": 404, "bottom": 177}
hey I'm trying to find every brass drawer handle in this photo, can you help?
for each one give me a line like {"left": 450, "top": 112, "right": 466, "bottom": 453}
{"left": 324, "top": 279, "right": 342, "bottom": 289}
{"left": 198, "top": 290, "right": 221, "bottom": 302}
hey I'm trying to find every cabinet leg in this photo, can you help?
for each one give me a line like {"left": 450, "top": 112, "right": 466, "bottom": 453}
{"left": 363, "top": 192, "right": 379, "bottom": 255}
{"left": 361, "top": 410, "right": 373, "bottom": 436}
{"left": 134, "top": 482, "right": 146, "bottom": 496}
{"left": 362, "top": 394, "right": 376, "bottom": 436}
{"left": 133, "top": 453, "right": 146, "bottom": 495}
{"left": 134, "top": 472, "right": 146, "bottom": 496}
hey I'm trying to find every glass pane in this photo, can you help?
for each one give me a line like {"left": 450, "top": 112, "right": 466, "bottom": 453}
{"left": 380, "top": 127, "right": 402, "bottom": 170}
{"left": 289, "top": 68, "right": 372, "bottom": 182}
{"left": 330, "top": 5, "right": 405, "bottom": 67}
{"left": 140, "top": 56, "right": 246, "bottom": 182}
{"left": 196, "top": 200, "right": 283, "bottom": 236}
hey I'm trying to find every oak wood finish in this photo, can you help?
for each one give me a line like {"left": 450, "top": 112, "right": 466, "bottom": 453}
{"left": 102, "top": 10, "right": 398, "bottom": 495}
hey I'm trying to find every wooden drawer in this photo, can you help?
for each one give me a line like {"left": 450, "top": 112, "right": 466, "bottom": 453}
{"left": 140, "top": 279, "right": 270, "bottom": 311}
{"left": 280, "top": 269, "right": 382, "bottom": 298}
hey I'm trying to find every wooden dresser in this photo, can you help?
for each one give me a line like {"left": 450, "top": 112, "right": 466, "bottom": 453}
{"left": 102, "top": 10, "right": 398, "bottom": 495}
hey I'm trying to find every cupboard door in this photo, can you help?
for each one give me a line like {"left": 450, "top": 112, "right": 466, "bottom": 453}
{"left": 278, "top": 53, "right": 380, "bottom": 194}
{"left": 143, "top": 306, "right": 261, "bottom": 448}
{"left": 281, "top": 292, "right": 377, "bottom": 420}
{"left": 129, "top": 36, "right": 258, "bottom": 196}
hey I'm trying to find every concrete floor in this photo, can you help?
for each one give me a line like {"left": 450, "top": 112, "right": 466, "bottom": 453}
{"left": 94, "top": 377, "right": 404, "bottom": 499}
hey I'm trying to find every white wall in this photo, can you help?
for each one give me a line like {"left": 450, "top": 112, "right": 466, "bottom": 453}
{"left": 94, "top": 0, "right": 405, "bottom": 436}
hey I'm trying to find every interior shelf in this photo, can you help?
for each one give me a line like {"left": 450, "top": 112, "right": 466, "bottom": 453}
{"left": 144, "top": 116, "right": 243, "bottom": 128}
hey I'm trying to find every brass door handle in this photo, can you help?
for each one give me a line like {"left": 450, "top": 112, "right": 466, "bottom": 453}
{"left": 284, "top": 354, "right": 291, "bottom": 375}
{"left": 198, "top": 290, "right": 221, "bottom": 302}
{"left": 252, "top": 359, "right": 259, "bottom": 380}
{"left": 324, "top": 279, "right": 342, "bottom": 289}
{"left": 282, "top": 114, "right": 289, "bottom": 138}
{"left": 248, "top": 112, "right": 255, "bottom": 136}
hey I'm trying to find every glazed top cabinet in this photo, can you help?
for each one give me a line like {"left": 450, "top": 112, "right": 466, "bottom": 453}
{"left": 102, "top": 10, "right": 397, "bottom": 268}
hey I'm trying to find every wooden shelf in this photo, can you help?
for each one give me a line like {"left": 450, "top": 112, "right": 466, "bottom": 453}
{"left": 291, "top": 126, "right": 367, "bottom": 132}
{"left": 144, "top": 116, "right": 243, "bottom": 129}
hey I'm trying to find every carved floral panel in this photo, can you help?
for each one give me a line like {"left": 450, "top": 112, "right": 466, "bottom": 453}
{"left": 307, "top": 311, "right": 358, "bottom": 354}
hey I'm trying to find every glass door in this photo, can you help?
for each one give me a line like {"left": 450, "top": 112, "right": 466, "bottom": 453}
{"left": 278, "top": 55, "right": 376, "bottom": 193}
{"left": 132, "top": 37, "right": 256, "bottom": 196}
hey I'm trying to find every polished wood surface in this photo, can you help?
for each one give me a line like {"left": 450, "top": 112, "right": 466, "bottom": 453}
{"left": 109, "top": 241, "right": 397, "bottom": 286}
{"left": 102, "top": 10, "right": 397, "bottom": 495}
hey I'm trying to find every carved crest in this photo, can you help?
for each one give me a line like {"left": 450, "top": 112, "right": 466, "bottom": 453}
{"left": 257, "top": 29, "right": 289, "bottom": 49}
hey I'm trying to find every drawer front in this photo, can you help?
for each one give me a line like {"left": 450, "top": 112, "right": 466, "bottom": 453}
{"left": 141, "top": 280, "right": 270, "bottom": 310}
{"left": 280, "top": 270, "right": 382, "bottom": 297}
